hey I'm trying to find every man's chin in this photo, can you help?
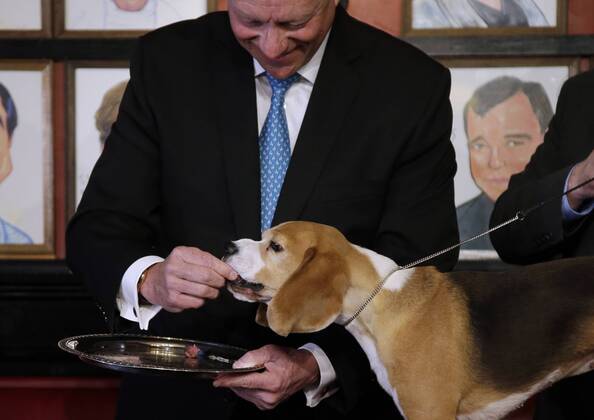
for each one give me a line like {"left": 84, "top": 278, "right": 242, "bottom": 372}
{"left": 257, "top": 54, "right": 304, "bottom": 79}
{"left": 263, "top": 66, "right": 299, "bottom": 80}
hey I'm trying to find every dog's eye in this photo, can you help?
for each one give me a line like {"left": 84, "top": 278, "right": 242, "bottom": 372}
{"left": 268, "top": 241, "right": 284, "bottom": 253}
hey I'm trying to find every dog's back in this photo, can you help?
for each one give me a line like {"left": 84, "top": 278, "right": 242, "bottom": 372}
{"left": 449, "top": 256, "right": 594, "bottom": 414}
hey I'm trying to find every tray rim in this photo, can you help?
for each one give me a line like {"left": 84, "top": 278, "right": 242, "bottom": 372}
{"left": 58, "top": 333, "right": 264, "bottom": 375}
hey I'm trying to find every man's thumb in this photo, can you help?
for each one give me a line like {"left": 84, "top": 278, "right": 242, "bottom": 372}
{"left": 233, "top": 348, "right": 268, "bottom": 369}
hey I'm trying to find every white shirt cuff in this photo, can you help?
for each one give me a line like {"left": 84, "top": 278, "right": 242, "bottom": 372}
{"left": 299, "top": 343, "right": 339, "bottom": 407}
{"left": 116, "top": 255, "right": 164, "bottom": 330}
{"left": 562, "top": 168, "right": 594, "bottom": 222}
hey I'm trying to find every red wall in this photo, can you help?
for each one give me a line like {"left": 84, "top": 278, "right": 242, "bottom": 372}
{"left": 568, "top": 0, "right": 594, "bottom": 34}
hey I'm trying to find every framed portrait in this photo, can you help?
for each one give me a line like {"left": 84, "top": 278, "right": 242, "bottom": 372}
{"left": 442, "top": 58, "right": 578, "bottom": 261}
{"left": 55, "top": 0, "right": 218, "bottom": 37}
{"left": 0, "top": 0, "right": 51, "bottom": 38}
{"left": 403, "top": 0, "right": 567, "bottom": 36}
{"left": 67, "top": 62, "right": 129, "bottom": 215}
{"left": 0, "top": 61, "right": 54, "bottom": 258}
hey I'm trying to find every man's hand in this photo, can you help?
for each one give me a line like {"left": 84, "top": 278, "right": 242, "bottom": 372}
{"left": 213, "top": 345, "right": 321, "bottom": 411}
{"left": 567, "top": 148, "right": 594, "bottom": 211}
{"left": 139, "top": 246, "right": 238, "bottom": 312}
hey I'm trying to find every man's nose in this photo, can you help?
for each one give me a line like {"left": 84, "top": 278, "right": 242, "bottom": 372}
{"left": 258, "top": 28, "right": 287, "bottom": 59}
{"left": 488, "top": 147, "right": 504, "bottom": 169}
{"left": 222, "top": 241, "right": 238, "bottom": 260}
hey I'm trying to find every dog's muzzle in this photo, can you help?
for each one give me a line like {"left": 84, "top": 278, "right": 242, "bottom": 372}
{"left": 228, "top": 276, "right": 264, "bottom": 292}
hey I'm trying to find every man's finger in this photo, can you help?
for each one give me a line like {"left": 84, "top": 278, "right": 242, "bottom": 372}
{"left": 174, "top": 265, "right": 226, "bottom": 289}
{"left": 233, "top": 347, "right": 272, "bottom": 369}
{"left": 174, "top": 278, "right": 220, "bottom": 300}
{"left": 180, "top": 247, "right": 238, "bottom": 280}
{"left": 213, "top": 371, "right": 271, "bottom": 389}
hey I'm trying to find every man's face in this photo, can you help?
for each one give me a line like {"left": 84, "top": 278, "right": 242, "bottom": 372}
{"left": 0, "top": 101, "right": 13, "bottom": 184}
{"left": 466, "top": 91, "right": 544, "bottom": 202}
{"left": 112, "top": 0, "right": 149, "bottom": 12}
{"left": 228, "top": 0, "right": 336, "bottom": 79}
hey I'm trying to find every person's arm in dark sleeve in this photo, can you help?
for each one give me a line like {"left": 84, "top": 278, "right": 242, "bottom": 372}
{"left": 66, "top": 37, "right": 162, "bottom": 327}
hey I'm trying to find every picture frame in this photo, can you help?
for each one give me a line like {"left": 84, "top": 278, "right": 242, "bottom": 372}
{"left": 66, "top": 62, "right": 130, "bottom": 217}
{"left": 55, "top": 0, "right": 218, "bottom": 38}
{"left": 0, "top": 61, "right": 54, "bottom": 258}
{"left": 0, "top": 0, "right": 51, "bottom": 38}
{"left": 441, "top": 57, "right": 578, "bottom": 261}
{"left": 403, "top": 0, "right": 567, "bottom": 37}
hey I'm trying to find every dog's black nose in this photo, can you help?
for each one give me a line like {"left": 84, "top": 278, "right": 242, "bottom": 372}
{"left": 223, "top": 241, "right": 238, "bottom": 258}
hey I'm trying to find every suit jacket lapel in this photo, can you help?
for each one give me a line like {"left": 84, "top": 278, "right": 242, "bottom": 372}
{"left": 273, "top": 7, "right": 362, "bottom": 226}
{"left": 211, "top": 21, "right": 261, "bottom": 240}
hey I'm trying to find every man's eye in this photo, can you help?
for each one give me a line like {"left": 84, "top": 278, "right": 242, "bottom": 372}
{"left": 506, "top": 139, "right": 527, "bottom": 148}
{"left": 470, "top": 142, "right": 488, "bottom": 151}
{"left": 268, "top": 241, "right": 283, "bottom": 253}
{"left": 282, "top": 22, "right": 306, "bottom": 30}
{"left": 247, "top": 19, "right": 263, "bottom": 27}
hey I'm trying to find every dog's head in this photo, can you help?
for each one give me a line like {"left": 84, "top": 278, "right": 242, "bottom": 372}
{"left": 224, "top": 221, "right": 352, "bottom": 336}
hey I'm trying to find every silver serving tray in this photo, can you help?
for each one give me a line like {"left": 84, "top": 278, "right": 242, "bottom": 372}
{"left": 58, "top": 334, "right": 264, "bottom": 378}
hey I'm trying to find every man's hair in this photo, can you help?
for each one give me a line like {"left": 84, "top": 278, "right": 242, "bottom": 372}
{"left": 463, "top": 76, "right": 553, "bottom": 137}
{"left": 0, "top": 82, "right": 18, "bottom": 138}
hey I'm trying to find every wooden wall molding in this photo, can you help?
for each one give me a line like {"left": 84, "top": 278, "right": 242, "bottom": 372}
{"left": 1, "top": 35, "right": 594, "bottom": 61}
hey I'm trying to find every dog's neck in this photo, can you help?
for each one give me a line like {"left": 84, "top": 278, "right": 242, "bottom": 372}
{"left": 339, "top": 245, "right": 407, "bottom": 325}
{"left": 338, "top": 245, "right": 443, "bottom": 335}
{"left": 336, "top": 245, "right": 433, "bottom": 413}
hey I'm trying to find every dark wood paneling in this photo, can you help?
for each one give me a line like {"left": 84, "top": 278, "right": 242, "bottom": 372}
{"left": 2, "top": 36, "right": 594, "bottom": 61}
{"left": 52, "top": 63, "right": 66, "bottom": 259}
{"left": 0, "top": 261, "right": 112, "bottom": 376}
{"left": 0, "top": 39, "right": 135, "bottom": 60}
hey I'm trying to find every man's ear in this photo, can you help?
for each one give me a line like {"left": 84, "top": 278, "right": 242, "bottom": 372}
{"left": 267, "top": 247, "right": 348, "bottom": 337}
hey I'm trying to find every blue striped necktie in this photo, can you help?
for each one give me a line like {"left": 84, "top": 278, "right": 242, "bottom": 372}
{"left": 259, "top": 72, "right": 300, "bottom": 231}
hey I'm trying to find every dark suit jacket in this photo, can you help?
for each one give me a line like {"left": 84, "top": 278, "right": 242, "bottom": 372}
{"left": 67, "top": 6, "right": 459, "bottom": 419}
{"left": 490, "top": 70, "right": 594, "bottom": 420}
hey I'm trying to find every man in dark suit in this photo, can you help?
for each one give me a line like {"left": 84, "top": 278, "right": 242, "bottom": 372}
{"left": 67, "top": 1, "right": 459, "bottom": 418}
{"left": 490, "top": 70, "right": 594, "bottom": 419}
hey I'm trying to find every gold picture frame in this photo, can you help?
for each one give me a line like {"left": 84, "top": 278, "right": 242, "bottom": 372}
{"left": 55, "top": 0, "right": 218, "bottom": 38}
{"left": 0, "top": 0, "right": 52, "bottom": 38}
{"left": 0, "top": 61, "right": 54, "bottom": 258}
{"left": 66, "top": 61, "right": 129, "bottom": 217}
{"left": 403, "top": 0, "right": 567, "bottom": 37}
{"left": 440, "top": 57, "right": 578, "bottom": 261}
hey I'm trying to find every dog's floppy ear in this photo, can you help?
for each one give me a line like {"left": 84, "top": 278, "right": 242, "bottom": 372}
{"left": 267, "top": 247, "right": 348, "bottom": 337}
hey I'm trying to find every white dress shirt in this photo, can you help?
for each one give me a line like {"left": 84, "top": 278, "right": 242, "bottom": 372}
{"left": 116, "top": 31, "right": 337, "bottom": 407}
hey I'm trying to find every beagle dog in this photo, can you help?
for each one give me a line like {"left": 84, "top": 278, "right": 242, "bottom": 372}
{"left": 224, "top": 221, "right": 594, "bottom": 420}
